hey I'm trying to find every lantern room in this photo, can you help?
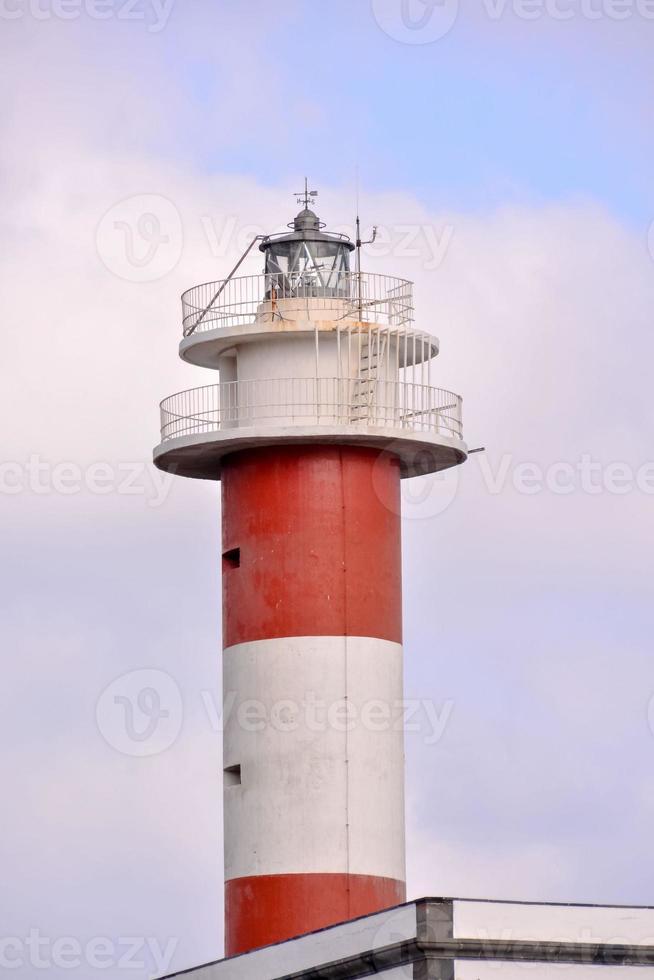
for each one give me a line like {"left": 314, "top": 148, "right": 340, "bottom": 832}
{"left": 259, "top": 205, "right": 354, "bottom": 297}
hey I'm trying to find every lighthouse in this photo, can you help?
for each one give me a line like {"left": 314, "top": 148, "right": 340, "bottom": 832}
{"left": 153, "top": 187, "right": 466, "bottom": 958}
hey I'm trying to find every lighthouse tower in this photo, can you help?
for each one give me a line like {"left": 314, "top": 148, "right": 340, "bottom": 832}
{"left": 154, "top": 188, "right": 466, "bottom": 958}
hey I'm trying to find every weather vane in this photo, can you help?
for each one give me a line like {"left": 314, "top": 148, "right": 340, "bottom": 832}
{"left": 295, "top": 177, "right": 318, "bottom": 209}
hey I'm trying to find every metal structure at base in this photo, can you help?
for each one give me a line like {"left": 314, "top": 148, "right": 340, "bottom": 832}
{"left": 157, "top": 897, "right": 654, "bottom": 979}
{"left": 153, "top": 196, "right": 467, "bottom": 958}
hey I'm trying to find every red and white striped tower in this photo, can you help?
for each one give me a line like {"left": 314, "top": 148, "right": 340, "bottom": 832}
{"left": 154, "top": 190, "right": 466, "bottom": 957}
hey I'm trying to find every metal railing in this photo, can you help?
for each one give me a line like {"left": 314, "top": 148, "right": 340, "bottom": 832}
{"left": 181, "top": 273, "right": 414, "bottom": 336}
{"left": 159, "top": 377, "right": 462, "bottom": 443}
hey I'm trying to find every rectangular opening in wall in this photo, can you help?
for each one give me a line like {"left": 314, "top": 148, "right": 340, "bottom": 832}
{"left": 223, "top": 764, "right": 241, "bottom": 788}
{"left": 222, "top": 547, "right": 240, "bottom": 570}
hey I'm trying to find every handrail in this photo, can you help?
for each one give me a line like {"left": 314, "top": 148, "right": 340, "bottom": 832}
{"left": 181, "top": 272, "right": 414, "bottom": 337}
{"left": 159, "top": 377, "right": 462, "bottom": 444}
{"left": 184, "top": 235, "right": 264, "bottom": 337}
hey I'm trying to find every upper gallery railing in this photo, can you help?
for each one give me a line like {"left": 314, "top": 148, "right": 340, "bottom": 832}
{"left": 181, "top": 272, "right": 414, "bottom": 336}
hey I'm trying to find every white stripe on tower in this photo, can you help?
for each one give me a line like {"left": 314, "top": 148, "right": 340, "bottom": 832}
{"left": 223, "top": 635, "right": 406, "bottom": 952}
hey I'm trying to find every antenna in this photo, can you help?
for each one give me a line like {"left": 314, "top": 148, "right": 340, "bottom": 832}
{"left": 295, "top": 177, "right": 318, "bottom": 209}
{"left": 354, "top": 175, "right": 377, "bottom": 320}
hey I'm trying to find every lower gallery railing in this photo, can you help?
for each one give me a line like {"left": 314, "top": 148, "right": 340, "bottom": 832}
{"left": 159, "top": 378, "right": 463, "bottom": 443}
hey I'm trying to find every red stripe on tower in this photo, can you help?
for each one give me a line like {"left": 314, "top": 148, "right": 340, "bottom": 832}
{"left": 221, "top": 445, "right": 402, "bottom": 646}
{"left": 225, "top": 874, "right": 406, "bottom": 956}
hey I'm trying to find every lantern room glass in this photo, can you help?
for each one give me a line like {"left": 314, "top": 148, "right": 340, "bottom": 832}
{"left": 264, "top": 239, "right": 351, "bottom": 297}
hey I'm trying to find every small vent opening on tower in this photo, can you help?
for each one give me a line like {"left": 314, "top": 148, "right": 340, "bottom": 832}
{"left": 222, "top": 547, "right": 240, "bottom": 569}
{"left": 224, "top": 764, "right": 241, "bottom": 787}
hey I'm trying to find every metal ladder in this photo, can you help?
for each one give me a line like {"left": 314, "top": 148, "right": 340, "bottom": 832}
{"left": 349, "top": 328, "right": 388, "bottom": 422}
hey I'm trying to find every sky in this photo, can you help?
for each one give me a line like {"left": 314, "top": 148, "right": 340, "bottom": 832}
{"left": 1, "top": 1, "right": 654, "bottom": 977}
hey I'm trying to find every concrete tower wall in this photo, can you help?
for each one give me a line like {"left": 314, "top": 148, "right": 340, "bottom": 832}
{"left": 224, "top": 332, "right": 406, "bottom": 384}
{"left": 220, "top": 445, "right": 406, "bottom": 955}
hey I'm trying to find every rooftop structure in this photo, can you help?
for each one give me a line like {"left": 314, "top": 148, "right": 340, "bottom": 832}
{"left": 158, "top": 897, "right": 654, "bottom": 979}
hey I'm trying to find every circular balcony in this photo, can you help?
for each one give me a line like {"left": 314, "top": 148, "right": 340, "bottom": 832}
{"left": 182, "top": 272, "right": 414, "bottom": 334}
{"left": 153, "top": 377, "right": 466, "bottom": 480}
{"left": 178, "top": 273, "right": 428, "bottom": 369}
